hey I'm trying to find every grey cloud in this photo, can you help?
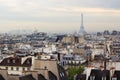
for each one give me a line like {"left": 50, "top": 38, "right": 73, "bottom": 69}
{"left": 0, "top": 0, "right": 120, "bottom": 33}
{"left": 54, "top": 0, "right": 120, "bottom": 10}
{"left": 0, "top": 0, "right": 120, "bottom": 16}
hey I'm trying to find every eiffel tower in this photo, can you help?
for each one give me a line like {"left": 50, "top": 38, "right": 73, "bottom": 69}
{"left": 79, "top": 13, "right": 86, "bottom": 36}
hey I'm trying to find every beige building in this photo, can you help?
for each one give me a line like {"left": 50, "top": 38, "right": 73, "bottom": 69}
{"left": 62, "top": 36, "right": 75, "bottom": 43}
{"left": 62, "top": 36, "right": 85, "bottom": 44}
{"left": 0, "top": 57, "right": 68, "bottom": 80}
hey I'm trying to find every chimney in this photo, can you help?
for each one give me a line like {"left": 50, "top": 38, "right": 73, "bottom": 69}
{"left": 58, "top": 53, "right": 60, "bottom": 61}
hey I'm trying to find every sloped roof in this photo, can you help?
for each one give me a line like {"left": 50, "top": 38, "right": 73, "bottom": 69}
{"left": 113, "top": 70, "right": 120, "bottom": 80}
{"left": 0, "top": 75, "right": 5, "bottom": 80}
{"left": 48, "top": 71, "right": 57, "bottom": 80}
{"left": 0, "top": 57, "right": 32, "bottom": 67}
{"left": 88, "top": 69, "right": 110, "bottom": 80}
{"left": 19, "top": 74, "right": 35, "bottom": 80}
{"left": 38, "top": 74, "right": 46, "bottom": 80}
{"left": 58, "top": 65, "right": 68, "bottom": 80}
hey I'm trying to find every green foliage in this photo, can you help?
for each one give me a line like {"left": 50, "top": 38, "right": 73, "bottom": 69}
{"left": 68, "top": 65, "right": 84, "bottom": 80}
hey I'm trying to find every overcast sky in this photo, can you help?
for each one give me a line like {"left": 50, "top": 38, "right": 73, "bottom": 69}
{"left": 0, "top": 0, "right": 120, "bottom": 33}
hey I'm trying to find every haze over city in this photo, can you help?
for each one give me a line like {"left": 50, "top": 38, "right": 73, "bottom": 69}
{"left": 0, "top": 1, "right": 120, "bottom": 80}
{"left": 0, "top": 0, "right": 120, "bottom": 33}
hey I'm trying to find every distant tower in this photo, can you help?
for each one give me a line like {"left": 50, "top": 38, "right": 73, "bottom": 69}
{"left": 79, "top": 13, "right": 86, "bottom": 36}
{"left": 34, "top": 27, "right": 38, "bottom": 34}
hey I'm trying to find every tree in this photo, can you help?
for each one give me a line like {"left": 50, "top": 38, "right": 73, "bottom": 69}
{"left": 68, "top": 65, "right": 84, "bottom": 80}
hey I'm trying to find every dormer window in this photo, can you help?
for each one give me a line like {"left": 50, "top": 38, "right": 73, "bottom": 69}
{"left": 102, "top": 77, "right": 106, "bottom": 80}
{"left": 112, "top": 77, "right": 117, "bottom": 80}
{"left": 90, "top": 76, "right": 95, "bottom": 80}
{"left": 60, "top": 73, "right": 64, "bottom": 77}
{"left": 62, "top": 73, "right": 64, "bottom": 77}
{"left": 27, "top": 60, "right": 30, "bottom": 64}
{"left": 13, "top": 60, "right": 15, "bottom": 63}
{"left": 7, "top": 60, "right": 10, "bottom": 63}
{"left": 60, "top": 73, "right": 62, "bottom": 77}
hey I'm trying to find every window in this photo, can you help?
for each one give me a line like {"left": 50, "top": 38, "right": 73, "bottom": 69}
{"left": 16, "top": 67, "right": 19, "bottom": 71}
{"left": 27, "top": 68, "right": 30, "bottom": 71}
{"left": 62, "top": 73, "right": 64, "bottom": 77}
{"left": 69, "top": 58, "right": 70, "bottom": 60}
{"left": 112, "top": 77, "right": 117, "bottom": 80}
{"left": 7, "top": 60, "right": 10, "bottom": 63}
{"left": 90, "top": 76, "right": 95, "bottom": 80}
{"left": 60, "top": 73, "right": 63, "bottom": 77}
{"left": 6, "top": 67, "right": 8, "bottom": 70}
{"left": 23, "top": 68, "right": 25, "bottom": 71}
{"left": 11, "top": 67, "right": 13, "bottom": 70}
{"left": 66, "top": 58, "right": 67, "bottom": 60}
{"left": 60, "top": 73, "right": 64, "bottom": 77}
{"left": 44, "top": 66, "right": 47, "bottom": 69}
{"left": 102, "top": 77, "right": 106, "bottom": 80}
{"left": 27, "top": 60, "right": 30, "bottom": 64}
{"left": 13, "top": 60, "right": 15, "bottom": 63}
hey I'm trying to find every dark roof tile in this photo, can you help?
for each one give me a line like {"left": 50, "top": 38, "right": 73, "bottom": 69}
{"left": 0, "top": 57, "right": 32, "bottom": 67}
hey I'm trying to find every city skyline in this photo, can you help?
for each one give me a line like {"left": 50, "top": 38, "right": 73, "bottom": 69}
{"left": 0, "top": 0, "right": 120, "bottom": 33}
